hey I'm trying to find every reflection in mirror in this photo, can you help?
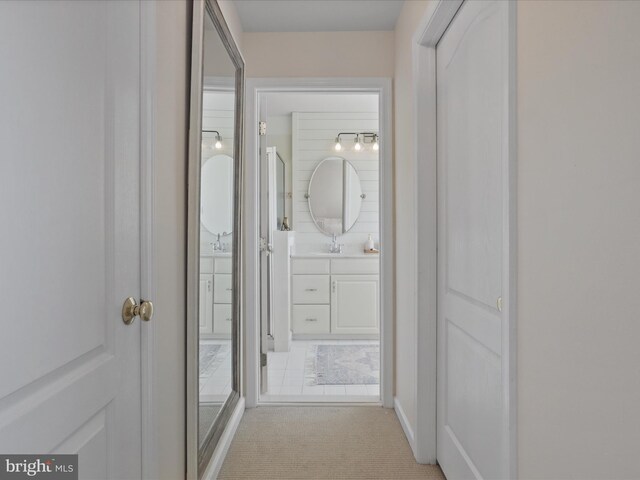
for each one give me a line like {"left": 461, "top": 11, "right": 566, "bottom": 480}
{"left": 276, "top": 153, "right": 286, "bottom": 230}
{"left": 308, "top": 156, "right": 363, "bottom": 235}
{"left": 201, "top": 153, "right": 233, "bottom": 241}
{"left": 198, "top": 9, "right": 236, "bottom": 455}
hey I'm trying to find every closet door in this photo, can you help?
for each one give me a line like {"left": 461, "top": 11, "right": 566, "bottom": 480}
{"left": 436, "top": 1, "right": 512, "bottom": 479}
{"left": 0, "top": 2, "right": 143, "bottom": 478}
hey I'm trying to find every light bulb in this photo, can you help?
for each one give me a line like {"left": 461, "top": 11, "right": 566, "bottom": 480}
{"left": 334, "top": 137, "right": 342, "bottom": 151}
{"left": 354, "top": 136, "right": 362, "bottom": 151}
{"left": 215, "top": 137, "right": 222, "bottom": 149}
{"left": 373, "top": 140, "right": 379, "bottom": 151}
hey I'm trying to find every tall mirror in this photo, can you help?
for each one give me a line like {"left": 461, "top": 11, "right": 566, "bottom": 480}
{"left": 187, "top": 1, "right": 244, "bottom": 478}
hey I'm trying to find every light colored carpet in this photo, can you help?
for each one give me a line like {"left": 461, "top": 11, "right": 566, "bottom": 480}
{"left": 218, "top": 407, "right": 445, "bottom": 480}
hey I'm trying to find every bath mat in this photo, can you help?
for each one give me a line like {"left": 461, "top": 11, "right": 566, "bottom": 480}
{"left": 306, "top": 344, "right": 379, "bottom": 385}
{"left": 199, "top": 343, "right": 228, "bottom": 379}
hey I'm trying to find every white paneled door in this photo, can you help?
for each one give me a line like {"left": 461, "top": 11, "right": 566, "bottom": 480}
{"left": 0, "top": 2, "right": 143, "bottom": 479}
{"left": 436, "top": 1, "right": 511, "bottom": 479}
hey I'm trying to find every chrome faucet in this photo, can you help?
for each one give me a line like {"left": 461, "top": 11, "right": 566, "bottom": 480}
{"left": 212, "top": 234, "right": 223, "bottom": 252}
{"left": 329, "top": 234, "right": 343, "bottom": 254}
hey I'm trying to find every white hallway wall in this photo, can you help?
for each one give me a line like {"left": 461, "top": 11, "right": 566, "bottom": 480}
{"left": 154, "top": 1, "right": 190, "bottom": 478}
{"left": 243, "top": 31, "right": 394, "bottom": 78}
{"left": 393, "top": 0, "right": 431, "bottom": 442}
{"left": 516, "top": 1, "right": 640, "bottom": 477}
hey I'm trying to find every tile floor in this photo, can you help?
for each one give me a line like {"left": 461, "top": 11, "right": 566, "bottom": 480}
{"left": 264, "top": 340, "right": 380, "bottom": 402}
{"left": 199, "top": 339, "right": 232, "bottom": 403}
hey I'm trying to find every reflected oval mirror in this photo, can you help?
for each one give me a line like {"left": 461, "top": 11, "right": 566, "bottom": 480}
{"left": 201, "top": 154, "right": 233, "bottom": 236}
{"left": 308, "top": 156, "right": 362, "bottom": 235}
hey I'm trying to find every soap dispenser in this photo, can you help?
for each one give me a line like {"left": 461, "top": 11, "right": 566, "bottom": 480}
{"left": 365, "top": 234, "right": 374, "bottom": 252}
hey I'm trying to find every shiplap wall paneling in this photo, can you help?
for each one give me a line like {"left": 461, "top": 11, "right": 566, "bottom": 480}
{"left": 292, "top": 112, "right": 379, "bottom": 252}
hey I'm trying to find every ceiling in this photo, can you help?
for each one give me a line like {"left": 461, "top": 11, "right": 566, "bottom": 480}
{"left": 233, "top": 0, "right": 404, "bottom": 32}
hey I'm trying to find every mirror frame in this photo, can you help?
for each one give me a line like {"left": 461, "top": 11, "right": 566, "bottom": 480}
{"left": 186, "top": 1, "right": 244, "bottom": 478}
{"left": 307, "top": 156, "right": 363, "bottom": 236}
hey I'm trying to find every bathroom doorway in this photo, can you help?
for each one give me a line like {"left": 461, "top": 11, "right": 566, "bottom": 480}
{"left": 247, "top": 81, "right": 392, "bottom": 405}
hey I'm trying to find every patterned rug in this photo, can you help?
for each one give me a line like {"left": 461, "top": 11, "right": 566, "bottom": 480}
{"left": 306, "top": 344, "right": 379, "bottom": 385}
{"left": 199, "top": 343, "right": 229, "bottom": 379}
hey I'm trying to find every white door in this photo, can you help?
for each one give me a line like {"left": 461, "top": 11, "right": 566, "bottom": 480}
{"left": 331, "top": 275, "right": 379, "bottom": 335}
{"left": 0, "top": 2, "right": 143, "bottom": 479}
{"left": 436, "top": 1, "right": 511, "bottom": 479}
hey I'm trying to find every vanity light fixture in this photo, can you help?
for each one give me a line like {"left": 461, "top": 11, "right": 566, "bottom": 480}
{"left": 354, "top": 135, "right": 362, "bottom": 151}
{"left": 203, "top": 129, "right": 223, "bottom": 150}
{"left": 333, "top": 132, "right": 379, "bottom": 153}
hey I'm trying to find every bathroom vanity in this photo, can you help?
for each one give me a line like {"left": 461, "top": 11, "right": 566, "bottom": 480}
{"left": 290, "top": 254, "right": 379, "bottom": 338}
{"left": 199, "top": 253, "right": 233, "bottom": 336}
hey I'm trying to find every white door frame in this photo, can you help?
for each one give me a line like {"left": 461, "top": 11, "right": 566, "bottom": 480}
{"left": 244, "top": 77, "right": 394, "bottom": 408}
{"left": 139, "top": 1, "right": 157, "bottom": 478}
{"left": 411, "top": 0, "right": 517, "bottom": 473}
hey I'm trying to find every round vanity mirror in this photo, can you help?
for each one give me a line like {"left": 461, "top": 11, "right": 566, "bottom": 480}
{"left": 308, "top": 156, "right": 363, "bottom": 235}
{"left": 201, "top": 154, "right": 234, "bottom": 236}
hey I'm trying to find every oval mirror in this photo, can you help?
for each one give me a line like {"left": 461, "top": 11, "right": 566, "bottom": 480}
{"left": 308, "top": 156, "right": 363, "bottom": 235}
{"left": 201, "top": 154, "right": 233, "bottom": 236}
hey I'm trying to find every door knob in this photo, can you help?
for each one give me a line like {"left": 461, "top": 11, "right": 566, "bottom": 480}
{"left": 122, "top": 297, "right": 154, "bottom": 325}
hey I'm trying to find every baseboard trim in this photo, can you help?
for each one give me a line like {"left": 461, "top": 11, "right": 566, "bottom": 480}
{"left": 201, "top": 397, "right": 245, "bottom": 480}
{"left": 394, "top": 397, "right": 416, "bottom": 457}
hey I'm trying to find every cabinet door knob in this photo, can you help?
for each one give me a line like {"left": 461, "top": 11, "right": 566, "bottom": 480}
{"left": 305, "top": 318, "right": 318, "bottom": 322}
{"left": 305, "top": 288, "right": 317, "bottom": 292}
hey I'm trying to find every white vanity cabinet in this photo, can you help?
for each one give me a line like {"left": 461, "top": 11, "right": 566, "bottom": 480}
{"left": 199, "top": 274, "right": 213, "bottom": 333}
{"left": 331, "top": 274, "right": 379, "bottom": 334}
{"left": 291, "top": 256, "right": 379, "bottom": 337}
{"left": 200, "top": 255, "right": 233, "bottom": 336}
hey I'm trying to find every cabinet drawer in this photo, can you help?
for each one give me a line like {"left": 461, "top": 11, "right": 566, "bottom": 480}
{"left": 291, "top": 258, "right": 330, "bottom": 275}
{"left": 200, "top": 257, "right": 214, "bottom": 274}
{"left": 292, "top": 275, "right": 330, "bottom": 304}
{"left": 213, "top": 304, "right": 232, "bottom": 334}
{"left": 214, "top": 274, "right": 232, "bottom": 304}
{"left": 331, "top": 258, "right": 379, "bottom": 275}
{"left": 215, "top": 257, "right": 232, "bottom": 274}
{"left": 292, "top": 305, "right": 330, "bottom": 334}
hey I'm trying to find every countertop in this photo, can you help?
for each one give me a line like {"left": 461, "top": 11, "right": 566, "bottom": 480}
{"left": 290, "top": 252, "right": 379, "bottom": 259}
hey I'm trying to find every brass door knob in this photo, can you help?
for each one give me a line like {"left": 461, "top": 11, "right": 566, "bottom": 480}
{"left": 122, "top": 297, "right": 154, "bottom": 325}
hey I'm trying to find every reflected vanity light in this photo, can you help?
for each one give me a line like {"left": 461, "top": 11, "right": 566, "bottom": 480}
{"left": 334, "top": 132, "right": 379, "bottom": 152}
{"left": 203, "top": 129, "right": 223, "bottom": 150}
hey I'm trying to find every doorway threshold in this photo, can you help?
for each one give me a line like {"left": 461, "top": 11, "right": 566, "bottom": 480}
{"left": 259, "top": 394, "right": 380, "bottom": 405}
